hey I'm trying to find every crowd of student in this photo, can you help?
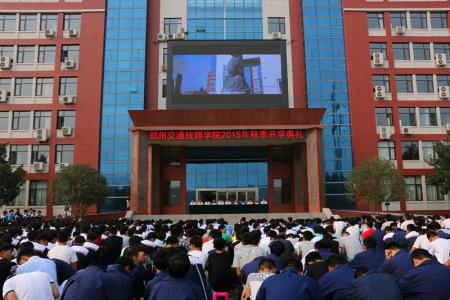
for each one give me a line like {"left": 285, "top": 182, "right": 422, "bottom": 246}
{"left": 0, "top": 212, "right": 449, "bottom": 300}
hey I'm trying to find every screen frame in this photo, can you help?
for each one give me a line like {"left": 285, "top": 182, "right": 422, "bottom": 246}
{"left": 166, "top": 40, "right": 289, "bottom": 109}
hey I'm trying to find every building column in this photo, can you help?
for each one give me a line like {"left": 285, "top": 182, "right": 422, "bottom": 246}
{"left": 292, "top": 143, "right": 308, "bottom": 212}
{"left": 306, "top": 128, "right": 325, "bottom": 212}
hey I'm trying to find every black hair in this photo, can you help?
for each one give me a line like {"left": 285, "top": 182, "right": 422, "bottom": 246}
{"left": 384, "top": 242, "right": 401, "bottom": 250}
{"left": 269, "top": 241, "right": 285, "bottom": 257}
{"left": 167, "top": 252, "right": 191, "bottom": 278}
{"left": 302, "top": 231, "right": 313, "bottom": 241}
{"left": 115, "top": 255, "right": 135, "bottom": 270}
{"left": 213, "top": 237, "right": 226, "bottom": 250}
{"left": 129, "top": 235, "right": 143, "bottom": 247}
{"left": 363, "top": 236, "right": 377, "bottom": 249}
{"left": 210, "top": 230, "right": 222, "bottom": 239}
{"left": 57, "top": 230, "right": 70, "bottom": 243}
{"left": 282, "top": 258, "right": 303, "bottom": 273}
{"left": 411, "top": 249, "right": 432, "bottom": 260}
{"left": 327, "top": 255, "right": 346, "bottom": 268}
{"left": 258, "top": 258, "right": 275, "bottom": 271}
{"left": 165, "top": 236, "right": 179, "bottom": 246}
{"left": 189, "top": 236, "right": 202, "bottom": 248}
{"left": 73, "top": 235, "right": 85, "bottom": 245}
{"left": 305, "top": 252, "right": 323, "bottom": 264}
{"left": 0, "top": 243, "right": 14, "bottom": 252}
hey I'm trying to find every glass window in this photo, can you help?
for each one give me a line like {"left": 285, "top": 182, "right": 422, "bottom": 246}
{"left": 375, "top": 108, "right": 393, "bottom": 126}
{"left": 368, "top": 12, "right": 384, "bottom": 29}
{"left": 17, "top": 46, "right": 35, "bottom": 64}
{"left": 405, "top": 176, "right": 422, "bottom": 201}
{"left": 57, "top": 110, "right": 76, "bottom": 129}
{"left": 164, "top": 18, "right": 181, "bottom": 34}
{"left": 372, "top": 75, "right": 390, "bottom": 93}
{"left": 0, "top": 111, "right": 8, "bottom": 130}
{"left": 29, "top": 181, "right": 47, "bottom": 206}
{"left": 422, "top": 141, "right": 438, "bottom": 161}
{"left": 19, "top": 14, "right": 37, "bottom": 31}
{"left": 410, "top": 12, "right": 428, "bottom": 29}
{"left": 437, "top": 75, "right": 450, "bottom": 87}
{"left": 163, "top": 48, "right": 167, "bottom": 65}
{"left": 430, "top": 12, "right": 447, "bottom": 29}
{"left": 416, "top": 75, "right": 434, "bottom": 93}
{"left": 162, "top": 147, "right": 181, "bottom": 166}
{"left": 433, "top": 43, "right": 450, "bottom": 57}
{"left": 413, "top": 43, "right": 431, "bottom": 60}
{"left": 399, "top": 107, "right": 417, "bottom": 126}
{"left": 419, "top": 107, "right": 437, "bottom": 126}
{"left": 426, "top": 181, "right": 445, "bottom": 201}
{"left": 369, "top": 42, "right": 388, "bottom": 59}
{"left": 378, "top": 141, "right": 396, "bottom": 160}
{"left": 401, "top": 141, "right": 419, "bottom": 160}
{"left": 61, "top": 45, "right": 79, "bottom": 62}
{"left": 33, "top": 111, "right": 51, "bottom": 129}
{"left": 40, "top": 14, "right": 57, "bottom": 31}
{"left": 393, "top": 43, "right": 410, "bottom": 60}
{"left": 13, "top": 184, "right": 26, "bottom": 206}
{"left": 38, "top": 45, "right": 55, "bottom": 64}
{"left": 0, "top": 78, "right": 12, "bottom": 93}
{"left": 14, "top": 78, "right": 33, "bottom": 96}
{"left": 31, "top": 144, "right": 49, "bottom": 163}
{"left": 396, "top": 75, "right": 413, "bottom": 93}
{"left": 272, "top": 146, "right": 291, "bottom": 164}
{"left": 63, "top": 14, "right": 81, "bottom": 30}
{"left": 274, "top": 178, "right": 291, "bottom": 204}
{"left": 9, "top": 145, "right": 28, "bottom": 165}
{"left": 55, "top": 144, "right": 74, "bottom": 164}
{"left": 440, "top": 107, "right": 450, "bottom": 125}
{"left": 0, "top": 14, "right": 16, "bottom": 31}
{"left": 162, "top": 180, "right": 180, "bottom": 205}
{"left": 162, "top": 79, "right": 167, "bottom": 98}
{"left": 0, "top": 46, "right": 14, "bottom": 57}
{"left": 35, "top": 78, "right": 53, "bottom": 97}
{"left": 390, "top": 12, "right": 407, "bottom": 27}
{"left": 59, "top": 77, "right": 77, "bottom": 95}
{"left": 12, "top": 111, "right": 30, "bottom": 130}
{"left": 268, "top": 17, "right": 286, "bottom": 34}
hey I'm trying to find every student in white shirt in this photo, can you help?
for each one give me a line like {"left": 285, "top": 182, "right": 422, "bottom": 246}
{"left": 3, "top": 271, "right": 59, "bottom": 300}
{"left": 339, "top": 230, "right": 363, "bottom": 261}
{"left": 188, "top": 236, "right": 208, "bottom": 269}
{"left": 427, "top": 231, "right": 450, "bottom": 264}
{"left": 47, "top": 230, "right": 78, "bottom": 270}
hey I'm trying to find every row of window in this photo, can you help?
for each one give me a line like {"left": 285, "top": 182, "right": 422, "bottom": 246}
{"left": 0, "top": 77, "right": 77, "bottom": 96}
{"left": 14, "top": 181, "right": 48, "bottom": 207}
{"left": 373, "top": 74, "right": 450, "bottom": 94}
{"left": 0, "top": 13, "right": 80, "bottom": 32}
{"left": 378, "top": 140, "right": 445, "bottom": 161}
{"left": 368, "top": 11, "right": 448, "bottom": 29}
{"left": 0, "top": 45, "right": 79, "bottom": 64}
{"left": 369, "top": 42, "right": 450, "bottom": 61}
{"left": 376, "top": 107, "right": 450, "bottom": 127}
{"left": 404, "top": 176, "right": 448, "bottom": 202}
{"left": 9, "top": 144, "right": 73, "bottom": 165}
{"left": 0, "top": 110, "right": 75, "bottom": 130}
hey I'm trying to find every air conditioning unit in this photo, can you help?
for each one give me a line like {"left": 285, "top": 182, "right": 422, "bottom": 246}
{"left": 36, "top": 128, "right": 48, "bottom": 142}
{"left": 395, "top": 26, "right": 406, "bottom": 35}
{"left": 374, "top": 85, "right": 386, "bottom": 99}
{"left": 157, "top": 33, "right": 167, "bottom": 41}
{"left": 435, "top": 53, "right": 447, "bottom": 66}
{"left": 372, "top": 52, "right": 384, "bottom": 66}
{"left": 33, "top": 162, "right": 45, "bottom": 172}
{"left": 271, "top": 32, "right": 283, "bottom": 40}
{"left": 62, "top": 126, "right": 73, "bottom": 137}
{"left": 401, "top": 126, "right": 413, "bottom": 135}
{"left": 44, "top": 29, "right": 55, "bottom": 38}
{"left": 0, "top": 89, "right": 10, "bottom": 103}
{"left": 439, "top": 86, "right": 449, "bottom": 100}
{"left": 64, "top": 60, "right": 76, "bottom": 69}
{"left": 175, "top": 32, "right": 185, "bottom": 40}
{"left": 58, "top": 163, "right": 70, "bottom": 171}
{"left": 167, "top": 33, "right": 176, "bottom": 40}
{"left": 161, "top": 64, "right": 167, "bottom": 72}
{"left": 61, "top": 95, "right": 76, "bottom": 104}
{"left": 378, "top": 126, "right": 391, "bottom": 140}
{"left": 68, "top": 29, "right": 78, "bottom": 37}
{"left": 0, "top": 56, "right": 11, "bottom": 70}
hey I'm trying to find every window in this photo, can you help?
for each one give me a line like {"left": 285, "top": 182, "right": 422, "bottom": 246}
{"left": 437, "top": 75, "right": 450, "bottom": 88}
{"left": 419, "top": 107, "right": 437, "bottom": 126}
{"left": 369, "top": 43, "right": 388, "bottom": 59}
{"left": 433, "top": 43, "right": 450, "bottom": 57}
{"left": 268, "top": 17, "right": 286, "bottom": 34}
{"left": 410, "top": 12, "right": 428, "bottom": 29}
{"left": 17, "top": 46, "right": 35, "bottom": 64}
{"left": 413, "top": 43, "right": 431, "bottom": 60}
{"left": 38, "top": 45, "right": 55, "bottom": 64}
{"left": 372, "top": 75, "right": 390, "bottom": 93}
{"left": 33, "top": 111, "right": 51, "bottom": 129}
{"left": 0, "top": 14, "right": 16, "bottom": 31}
{"left": 272, "top": 146, "right": 291, "bottom": 164}
{"left": 35, "top": 78, "right": 53, "bottom": 97}
{"left": 0, "top": 78, "right": 11, "bottom": 93}
{"left": 63, "top": 14, "right": 81, "bottom": 30}
{"left": 14, "top": 78, "right": 33, "bottom": 97}
{"left": 59, "top": 77, "right": 77, "bottom": 95}
{"left": 162, "top": 147, "right": 181, "bottom": 166}
{"left": 378, "top": 141, "right": 396, "bottom": 160}
{"left": 31, "top": 145, "right": 49, "bottom": 163}
{"left": 13, "top": 184, "right": 26, "bottom": 206}
{"left": 393, "top": 43, "right": 410, "bottom": 60}
{"left": 430, "top": 12, "right": 448, "bottom": 29}
{"left": 440, "top": 107, "right": 450, "bottom": 125}
{"left": 163, "top": 48, "right": 167, "bottom": 65}
{"left": 0, "top": 46, "right": 14, "bottom": 57}
{"left": 367, "top": 12, "right": 384, "bottom": 29}
{"left": 12, "top": 111, "right": 30, "bottom": 130}
{"left": 416, "top": 75, "right": 434, "bottom": 93}
{"left": 57, "top": 110, "right": 76, "bottom": 129}
{"left": 274, "top": 178, "right": 291, "bottom": 204}
{"left": 162, "top": 180, "right": 180, "bottom": 205}
{"left": 405, "top": 176, "right": 422, "bottom": 201}
{"left": 40, "top": 14, "right": 57, "bottom": 31}
{"left": 19, "top": 14, "right": 37, "bottom": 31}
{"left": 162, "top": 79, "right": 167, "bottom": 98}
{"left": 399, "top": 107, "right": 417, "bottom": 126}
{"left": 390, "top": 12, "right": 407, "bottom": 27}
{"left": 375, "top": 108, "right": 393, "bottom": 126}
{"left": 29, "top": 181, "right": 47, "bottom": 206}
{"left": 396, "top": 75, "right": 413, "bottom": 93}
{"left": 164, "top": 18, "right": 181, "bottom": 34}
{"left": 426, "top": 181, "right": 445, "bottom": 201}
{"left": 401, "top": 141, "right": 419, "bottom": 160}
{"left": 9, "top": 145, "right": 28, "bottom": 165}
{"left": 55, "top": 144, "right": 74, "bottom": 164}
{"left": 61, "top": 45, "right": 79, "bottom": 62}
{"left": 422, "top": 141, "right": 438, "bottom": 161}
{"left": 0, "top": 112, "right": 8, "bottom": 130}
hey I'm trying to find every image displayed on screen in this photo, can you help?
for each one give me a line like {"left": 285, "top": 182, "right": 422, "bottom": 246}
{"left": 172, "top": 54, "right": 282, "bottom": 95}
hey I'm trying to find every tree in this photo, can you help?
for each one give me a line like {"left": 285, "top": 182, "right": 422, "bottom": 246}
{"left": 0, "top": 144, "right": 26, "bottom": 206}
{"left": 51, "top": 164, "right": 107, "bottom": 219}
{"left": 345, "top": 157, "right": 406, "bottom": 215}
{"left": 426, "top": 141, "right": 450, "bottom": 195}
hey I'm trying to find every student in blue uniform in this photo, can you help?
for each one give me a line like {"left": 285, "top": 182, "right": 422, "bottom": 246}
{"left": 145, "top": 248, "right": 172, "bottom": 299}
{"left": 378, "top": 242, "right": 413, "bottom": 282}
{"left": 398, "top": 249, "right": 450, "bottom": 300}
{"left": 318, "top": 255, "right": 354, "bottom": 300}
{"left": 104, "top": 256, "right": 134, "bottom": 300}
{"left": 371, "top": 222, "right": 385, "bottom": 251}
{"left": 348, "top": 237, "right": 385, "bottom": 271}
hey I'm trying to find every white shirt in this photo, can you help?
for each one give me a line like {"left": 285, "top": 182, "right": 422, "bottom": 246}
{"left": 339, "top": 236, "right": 363, "bottom": 260}
{"left": 47, "top": 244, "right": 78, "bottom": 265}
{"left": 202, "top": 239, "right": 214, "bottom": 254}
{"left": 346, "top": 225, "right": 359, "bottom": 237}
{"left": 3, "top": 271, "right": 54, "bottom": 300}
{"left": 71, "top": 245, "right": 89, "bottom": 256}
{"left": 381, "top": 221, "right": 393, "bottom": 231}
{"left": 442, "top": 218, "right": 450, "bottom": 229}
{"left": 400, "top": 220, "right": 415, "bottom": 231}
{"left": 294, "top": 241, "right": 315, "bottom": 258}
{"left": 412, "top": 234, "right": 430, "bottom": 251}
{"left": 334, "top": 221, "right": 347, "bottom": 237}
{"left": 429, "top": 238, "right": 450, "bottom": 264}
{"left": 188, "top": 250, "right": 208, "bottom": 269}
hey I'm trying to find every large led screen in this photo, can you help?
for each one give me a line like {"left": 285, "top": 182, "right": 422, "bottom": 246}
{"left": 167, "top": 41, "right": 288, "bottom": 109}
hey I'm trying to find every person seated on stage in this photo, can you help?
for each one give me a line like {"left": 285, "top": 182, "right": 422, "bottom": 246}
{"left": 204, "top": 201, "right": 211, "bottom": 205}
{"left": 247, "top": 200, "right": 254, "bottom": 205}
{"left": 239, "top": 199, "right": 246, "bottom": 205}
{"left": 189, "top": 200, "right": 197, "bottom": 206}
{"left": 217, "top": 200, "right": 225, "bottom": 205}
{"left": 260, "top": 198, "right": 268, "bottom": 205}
{"left": 233, "top": 200, "right": 239, "bottom": 205}
{"left": 225, "top": 199, "right": 232, "bottom": 205}
{"left": 211, "top": 200, "right": 217, "bottom": 205}
{"left": 254, "top": 199, "right": 260, "bottom": 205}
